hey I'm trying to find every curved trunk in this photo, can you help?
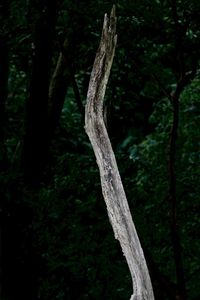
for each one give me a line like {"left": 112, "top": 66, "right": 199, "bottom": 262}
{"left": 85, "top": 6, "right": 154, "bottom": 300}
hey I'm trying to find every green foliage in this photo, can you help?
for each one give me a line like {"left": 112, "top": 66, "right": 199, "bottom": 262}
{"left": 126, "top": 74, "right": 200, "bottom": 297}
{"left": 1, "top": 0, "right": 200, "bottom": 299}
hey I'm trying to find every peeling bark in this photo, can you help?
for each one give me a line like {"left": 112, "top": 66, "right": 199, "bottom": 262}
{"left": 85, "top": 6, "right": 154, "bottom": 300}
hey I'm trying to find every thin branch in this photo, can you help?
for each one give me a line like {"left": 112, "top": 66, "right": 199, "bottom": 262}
{"left": 60, "top": 42, "right": 85, "bottom": 122}
{"left": 132, "top": 59, "right": 172, "bottom": 103}
{"left": 70, "top": 67, "right": 85, "bottom": 123}
{"left": 151, "top": 72, "right": 172, "bottom": 103}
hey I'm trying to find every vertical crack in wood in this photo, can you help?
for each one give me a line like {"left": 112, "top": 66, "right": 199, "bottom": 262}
{"left": 85, "top": 6, "right": 154, "bottom": 300}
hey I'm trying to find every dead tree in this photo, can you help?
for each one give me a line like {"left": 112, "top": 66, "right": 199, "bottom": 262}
{"left": 85, "top": 6, "right": 154, "bottom": 300}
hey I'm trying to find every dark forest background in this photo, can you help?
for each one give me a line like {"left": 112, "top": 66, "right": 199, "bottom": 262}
{"left": 0, "top": 0, "right": 200, "bottom": 299}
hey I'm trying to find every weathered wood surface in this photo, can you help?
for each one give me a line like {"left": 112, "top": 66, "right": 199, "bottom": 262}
{"left": 85, "top": 6, "right": 154, "bottom": 300}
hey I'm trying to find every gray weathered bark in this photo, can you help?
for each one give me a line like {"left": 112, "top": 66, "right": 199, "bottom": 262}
{"left": 85, "top": 6, "right": 154, "bottom": 300}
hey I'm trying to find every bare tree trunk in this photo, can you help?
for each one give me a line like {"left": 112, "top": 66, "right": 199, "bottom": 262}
{"left": 0, "top": 2, "right": 9, "bottom": 297}
{"left": 167, "top": 2, "right": 197, "bottom": 297}
{"left": 168, "top": 81, "right": 187, "bottom": 300}
{"left": 0, "top": 35, "right": 9, "bottom": 171}
{"left": 0, "top": 36, "right": 8, "bottom": 300}
{"left": 22, "top": 0, "right": 60, "bottom": 184}
{"left": 85, "top": 6, "right": 154, "bottom": 300}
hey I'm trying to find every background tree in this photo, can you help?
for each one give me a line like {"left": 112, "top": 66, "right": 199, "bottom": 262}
{"left": 22, "top": 0, "right": 62, "bottom": 184}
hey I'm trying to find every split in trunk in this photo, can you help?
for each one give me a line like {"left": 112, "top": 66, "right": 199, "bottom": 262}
{"left": 85, "top": 6, "right": 154, "bottom": 300}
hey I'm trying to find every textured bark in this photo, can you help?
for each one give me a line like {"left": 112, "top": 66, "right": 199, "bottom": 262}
{"left": 85, "top": 6, "right": 154, "bottom": 300}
